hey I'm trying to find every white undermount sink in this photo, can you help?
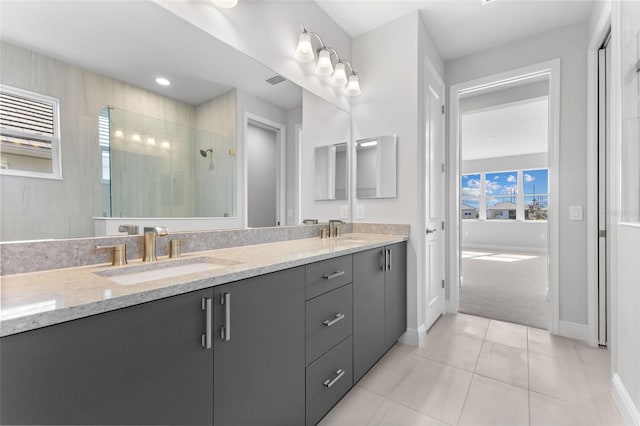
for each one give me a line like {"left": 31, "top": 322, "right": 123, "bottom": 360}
{"left": 337, "top": 238, "right": 367, "bottom": 244}
{"left": 94, "top": 256, "right": 243, "bottom": 285}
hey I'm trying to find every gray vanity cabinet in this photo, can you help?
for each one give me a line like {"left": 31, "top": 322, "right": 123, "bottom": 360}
{"left": 0, "top": 288, "right": 215, "bottom": 425}
{"left": 213, "top": 266, "right": 306, "bottom": 426}
{"left": 353, "top": 242, "right": 407, "bottom": 382}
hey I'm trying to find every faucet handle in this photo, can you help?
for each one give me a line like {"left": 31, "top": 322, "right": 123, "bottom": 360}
{"left": 169, "top": 239, "right": 183, "bottom": 259}
{"left": 96, "top": 244, "right": 127, "bottom": 266}
{"left": 144, "top": 226, "right": 169, "bottom": 236}
{"left": 118, "top": 224, "right": 139, "bottom": 235}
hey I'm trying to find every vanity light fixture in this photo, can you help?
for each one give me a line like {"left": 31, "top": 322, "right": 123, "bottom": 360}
{"left": 155, "top": 77, "right": 171, "bottom": 86}
{"left": 131, "top": 133, "right": 141, "bottom": 142}
{"left": 146, "top": 137, "right": 156, "bottom": 146}
{"left": 114, "top": 129, "right": 124, "bottom": 138}
{"left": 359, "top": 140, "right": 377, "bottom": 148}
{"left": 161, "top": 140, "right": 171, "bottom": 149}
{"left": 295, "top": 25, "right": 361, "bottom": 96}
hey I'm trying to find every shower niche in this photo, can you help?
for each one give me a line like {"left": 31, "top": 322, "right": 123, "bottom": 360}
{"left": 100, "top": 107, "right": 236, "bottom": 219}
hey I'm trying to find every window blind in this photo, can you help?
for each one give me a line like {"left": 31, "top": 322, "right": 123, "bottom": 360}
{"left": 0, "top": 90, "right": 55, "bottom": 149}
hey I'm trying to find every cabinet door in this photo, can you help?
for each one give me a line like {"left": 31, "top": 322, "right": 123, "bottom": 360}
{"left": 353, "top": 248, "right": 386, "bottom": 383}
{"left": 0, "top": 288, "right": 215, "bottom": 425}
{"left": 385, "top": 242, "right": 407, "bottom": 349}
{"left": 213, "top": 267, "right": 305, "bottom": 426}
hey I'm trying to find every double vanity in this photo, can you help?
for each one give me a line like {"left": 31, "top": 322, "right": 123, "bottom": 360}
{"left": 0, "top": 230, "right": 408, "bottom": 425}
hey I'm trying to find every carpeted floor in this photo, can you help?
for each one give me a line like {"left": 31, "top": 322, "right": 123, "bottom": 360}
{"left": 459, "top": 249, "right": 549, "bottom": 330}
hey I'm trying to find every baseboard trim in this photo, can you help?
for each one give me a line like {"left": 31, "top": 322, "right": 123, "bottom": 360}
{"left": 398, "top": 324, "right": 427, "bottom": 347}
{"left": 612, "top": 373, "right": 640, "bottom": 425}
{"left": 462, "top": 244, "right": 547, "bottom": 254}
{"left": 558, "top": 320, "right": 589, "bottom": 342}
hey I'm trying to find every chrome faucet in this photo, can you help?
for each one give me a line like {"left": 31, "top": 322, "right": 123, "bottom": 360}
{"left": 143, "top": 226, "right": 169, "bottom": 262}
{"left": 329, "top": 220, "right": 344, "bottom": 238}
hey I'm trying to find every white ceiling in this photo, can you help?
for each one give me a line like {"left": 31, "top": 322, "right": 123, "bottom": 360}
{"left": 461, "top": 97, "right": 548, "bottom": 160}
{"left": 0, "top": 1, "right": 302, "bottom": 109}
{"left": 315, "top": 0, "right": 595, "bottom": 61}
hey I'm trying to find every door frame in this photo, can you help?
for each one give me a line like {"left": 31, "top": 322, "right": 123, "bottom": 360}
{"left": 448, "top": 59, "right": 561, "bottom": 334}
{"left": 243, "top": 112, "right": 286, "bottom": 228}
{"left": 421, "top": 55, "right": 447, "bottom": 333}
{"left": 586, "top": 2, "right": 612, "bottom": 347}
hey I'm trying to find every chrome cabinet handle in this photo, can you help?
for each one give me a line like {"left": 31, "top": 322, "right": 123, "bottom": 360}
{"left": 323, "top": 369, "right": 345, "bottom": 388}
{"left": 387, "top": 249, "right": 393, "bottom": 271}
{"left": 323, "top": 313, "right": 345, "bottom": 327}
{"left": 201, "top": 298, "right": 212, "bottom": 349}
{"left": 221, "top": 292, "right": 231, "bottom": 341}
{"left": 381, "top": 249, "right": 387, "bottom": 271}
{"left": 323, "top": 270, "right": 345, "bottom": 280}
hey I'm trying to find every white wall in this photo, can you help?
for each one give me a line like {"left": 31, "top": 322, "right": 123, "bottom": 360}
{"left": 351, "top": 12, "right": 444, "bottom": 340}
{"left": 462, "top": 221, "right": 547, "bottom": 251}
{"left": 446, "top": 22, "right": 590, "bottom": 326}
{"left": 611, "top": 1, "right": 640, "bottom": 423}
{"left": 285, "top": 106, "right": 302, "bottom": 225}
{"left": 301, "top": 90, "right": 351, "bottom": 222}
{"left": 153, "top": 0, "right": 352, "bottom": 113}
{"left": 460, "top": 80, "right": 548, "bottom": 113}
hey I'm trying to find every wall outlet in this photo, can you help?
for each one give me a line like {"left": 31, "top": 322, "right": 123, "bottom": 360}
{"left": 356, "top": 205, "right": 365, "bottom": 220}
{"left": 287, "top": 208, "right": 293, "bottom": 218}
{"left": 340, "top": 205, "right": 349, "bottom": 219}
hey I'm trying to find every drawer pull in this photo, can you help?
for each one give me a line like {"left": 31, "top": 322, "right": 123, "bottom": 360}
{"left": 323, "top": 313, "right": 345, "bottom": 327}
{"left": 323, "top": 270, "right": 345, "bottom": 280}
{"left": 323, "top": 369, "right": 345, "bottom": 388}
{"left": 201, "top": 298, "right": 212, "bottom": 349}
{"left": 221, "top": 292, "right": 231, "bottom": 342}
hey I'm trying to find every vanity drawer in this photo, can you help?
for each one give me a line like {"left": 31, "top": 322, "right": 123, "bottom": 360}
{"left": 306, "top": 283, "right": 353, "bottom": 365}
{"left": 306, "top": 335, "right": 353, "bottom": 426}
{"left": 306, "top": 255, "right": 352, "bottom": 300}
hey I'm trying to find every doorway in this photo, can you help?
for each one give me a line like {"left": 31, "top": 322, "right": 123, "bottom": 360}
{"left": 245, "top": 115, "right": 285, "bottom": 228}
{"left": 449, "top": 60, "right": 561, "bottom": 334}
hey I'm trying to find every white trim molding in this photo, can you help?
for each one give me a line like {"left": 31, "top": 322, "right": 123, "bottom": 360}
{"left": 558, "top": 320, "right": 589, "bottom": 342}
{"left": 612, "top": 374, "right": 640, "bottom": 426}
{"left": 398, "top": 324, "right": 428, "bottom": 347}
{"left": 448, "top": 59, "right": 561, "bottom": 335}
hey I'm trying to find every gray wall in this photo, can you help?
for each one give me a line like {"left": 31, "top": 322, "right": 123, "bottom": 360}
{"left": 247, "top": 123, "right": 277, "bottom": 227}
{"left": 446, "top": 21, "right": 590, "bottom": 325}
{"left": 285, "top": 106, "right": 302, "bottom": 225}
{"left": 0, "top": 42, "right": 195, "bottom": 241}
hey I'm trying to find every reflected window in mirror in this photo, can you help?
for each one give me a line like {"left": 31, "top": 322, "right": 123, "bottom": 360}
{"left": 0, "top": 84, "right": 62, "bottom": 180}
{"left": 356, "top": 135, "right": 397, "bottom": 199}
{"left": 314, "top": 142, "right": 348, "bottom": 201}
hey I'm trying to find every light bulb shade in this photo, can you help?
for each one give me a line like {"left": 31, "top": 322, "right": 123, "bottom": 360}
{"left": 346, "top": 74, "right": 361, "bottom": 96}
{"left": 316, "top": 49, "right": 334, "bottom": 76}
{"left": 330, "top": 62, "right": 348, "bottom": 86}
{"left": 295, "top": 32, "right": 314, "bottom": 62}
{"left": 211, "top": 0, "right": 238, "bottom": 8}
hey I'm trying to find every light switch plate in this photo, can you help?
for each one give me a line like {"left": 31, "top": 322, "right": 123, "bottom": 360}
{"left": 287, "top": 208, "right": 293, "bottom": 218}
{"left": 356, "top": 205, "right": 365, "bottom": 220}
{"left": 340, "top": 205, "right": 349, "bottom": 219}
{"left": 570, "top": 205, "right": 584, "bottom": 221}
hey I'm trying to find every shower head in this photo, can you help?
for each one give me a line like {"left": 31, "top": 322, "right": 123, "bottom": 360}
{"left": 200, "top": 148, "right": 213, "bottom": 158}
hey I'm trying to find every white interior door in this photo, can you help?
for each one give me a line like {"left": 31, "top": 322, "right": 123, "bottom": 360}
{"left": 424, "top": 63, "right": 446, "bottom": 330}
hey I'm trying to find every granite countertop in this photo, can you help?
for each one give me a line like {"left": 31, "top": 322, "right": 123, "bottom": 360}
{"left": 0, "top": 233, "right": 408, "bottom": 337}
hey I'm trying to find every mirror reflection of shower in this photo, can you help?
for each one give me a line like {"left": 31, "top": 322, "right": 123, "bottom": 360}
{"left": 200, "top": 148, "right": 215, "bottom": 170}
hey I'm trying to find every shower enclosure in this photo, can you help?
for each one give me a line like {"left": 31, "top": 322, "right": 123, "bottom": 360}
{"left": 100, "top": 107, "right": 235, "bottom": 218}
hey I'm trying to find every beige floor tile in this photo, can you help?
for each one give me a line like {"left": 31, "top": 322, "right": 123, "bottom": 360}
{"left": 590, "top": 390, "right": 627, "bottom": 426}
{"left": 320, "top": 385, "right": 446, "bottom": 426}
{"left": 402, "top": 331, "right": 483, "bottom": 372}
{"left": 574, "top": 345, "right": 611, "bottom": 395}
{"left": 358, "top": 346, "right": 427, "bottom": 398}
{"left": 485, "top": 319, "right": 528, "bottom": 350}
{"left": 457, "top": 375, "right": 529, "bottom": 426}
{"left": 475, "top": 341, "right": 528, "bottom": 389}
{"left": 362, "top": 351, "right": 472, "bottom": 425}
{"left": 528, "top": 326, "right": 579, "bottom": 359}
{"left": 530, "top": 391, "right": 600, "bottom": 426}
{"left": 428, "top": 313, "right": 489, "bottom": 340}
{"left": 529, "top": 350, "right": 593, "bottom": 405}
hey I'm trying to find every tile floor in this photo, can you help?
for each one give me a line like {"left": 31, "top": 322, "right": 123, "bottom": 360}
{"left": 320, "top": 313, "right": 625, "bottom": 426}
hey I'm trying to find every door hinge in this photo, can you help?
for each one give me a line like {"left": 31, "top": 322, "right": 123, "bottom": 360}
{"left": 599, "top": 230, "right": 607, "bottom": 238}
{"left": 441, "top": 279, "right": 445, "bottom": 289}
{"left": 441, "top": 105, "right": 445, "bottom": 115}
{"left": 441, "top": 163, "right": 445, "bottom": 173}
{"left": 441, "top": 221, "right": 445, "bottom": 230}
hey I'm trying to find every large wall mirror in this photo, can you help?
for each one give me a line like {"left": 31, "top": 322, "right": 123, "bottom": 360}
{"left": 355, "top": 135, "right": 397, "bottom": 199}
{"left": 0, "top": 1, "right": 310, "bottom": 242}
{"left": 314, "top": 143, "right": 348, "bottom": 201}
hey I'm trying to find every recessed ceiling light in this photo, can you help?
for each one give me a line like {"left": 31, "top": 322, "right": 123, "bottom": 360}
{"left": 155, "top": 77, "right": 171, "bottom": 86}
{"left": 211, "top": 0, "right": 238, "bottom": 8}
